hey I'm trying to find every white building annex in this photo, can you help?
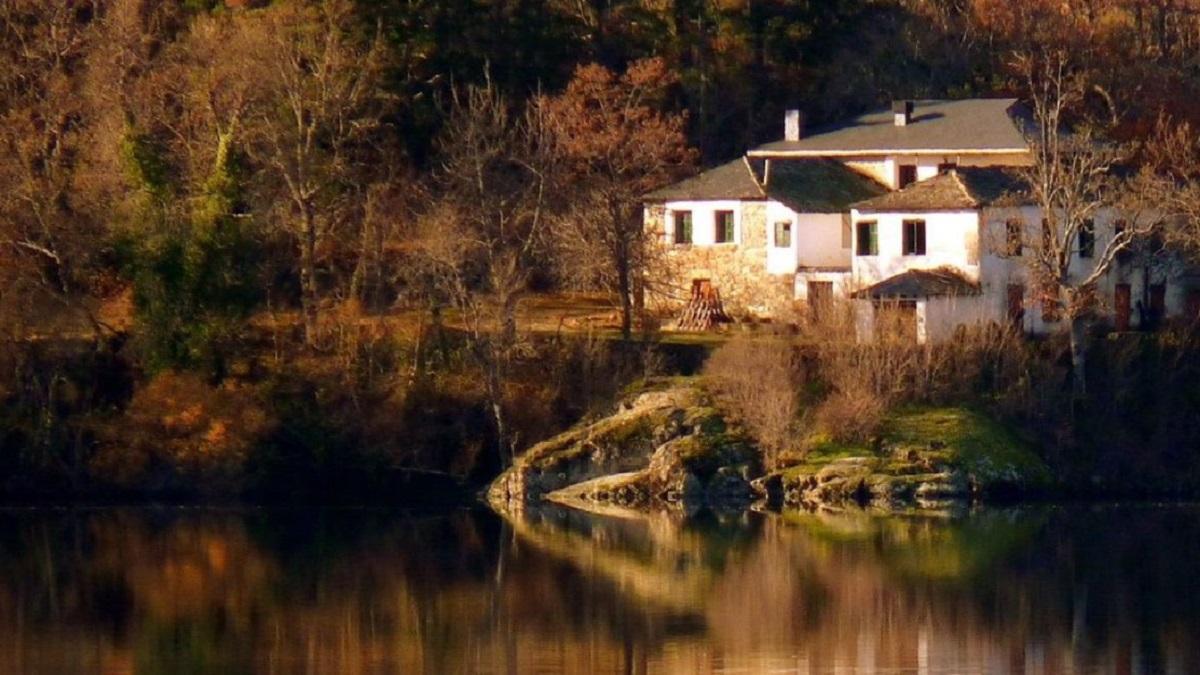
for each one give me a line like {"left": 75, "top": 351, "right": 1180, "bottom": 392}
{"left": 643, "top": 98, "right": 1200, "bottom": 341}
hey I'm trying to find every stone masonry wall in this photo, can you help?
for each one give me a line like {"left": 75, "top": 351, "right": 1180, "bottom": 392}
{"left": 645, "top": 202, "right": 796, "bottom": 320}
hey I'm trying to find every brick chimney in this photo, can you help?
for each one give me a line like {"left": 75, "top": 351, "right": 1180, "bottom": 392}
{"left": 893, "top": 100, "right": 914, "bottom": 127}
{"left": 784, "top": 109, "right": 803, "bottom": 141}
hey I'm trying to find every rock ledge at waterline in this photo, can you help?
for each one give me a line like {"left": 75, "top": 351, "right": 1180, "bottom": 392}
{"left": 485, "top": 380, "right": 1053, "bottom": 515}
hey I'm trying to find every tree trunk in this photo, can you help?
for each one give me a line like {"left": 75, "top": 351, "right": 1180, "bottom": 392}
{"left": 616, "top": 249, "right": 632, "bottom": 341}
{"left": 1069, "top": 315, "right": 1088, "bottom": 397}
{"left": 485, "top": 361, "right": 509, "bottom": 468}
{"left": 299, "top": 206, "right": 319, "bottom": 346}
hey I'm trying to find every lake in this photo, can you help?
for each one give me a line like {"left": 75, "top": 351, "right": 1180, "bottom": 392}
{"left": 0, "top": 504, "right": 1197, "bottom": 674}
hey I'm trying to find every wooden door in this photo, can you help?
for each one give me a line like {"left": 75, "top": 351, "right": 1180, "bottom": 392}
{"left": 1006, "top": 284, "right": 1025, "bottom": 330}
{"left": 1115, "top": 283, "right": 1131, "bottom": 331}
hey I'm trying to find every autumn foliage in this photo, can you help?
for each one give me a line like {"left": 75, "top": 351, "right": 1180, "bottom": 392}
{"left": 90, "top": 372, "right": 275, "bottom": 491}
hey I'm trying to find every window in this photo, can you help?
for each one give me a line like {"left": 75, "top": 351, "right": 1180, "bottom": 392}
{"left": 898, "top": 164, "right": 918, "bottom": 188}
{"left": 1078, "top": 220, "right": 1095, "bottom": 258}
{"left": 856, "top": 221, "right": 878, "bottom": 256}
{"left": 937, "top": 162, "right": 957, "bottom": 174}
{"left": 1005, "top": 219, "right": 1023, "bottom": 256}
{"left": 1007, "top": 284, "right": 1025, "bottom": 330}
{"left": 902, "top": 219, "right": 926, "bottom": 255}
{"left": 673, "top": 210, "right": 692, "bottom": 245}
{"left": 715, "top": 210, "right": 735, "bottom": 243}
{"left": 774, "top": 221, "right": 792, "bottom": 248}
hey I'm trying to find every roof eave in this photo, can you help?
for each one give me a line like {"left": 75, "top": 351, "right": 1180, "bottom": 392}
{"left": 747, "top": 147, "right": 1030, "bottom": 158}
{"left": 851, "top": 206, "right": 980, "bottom": 213}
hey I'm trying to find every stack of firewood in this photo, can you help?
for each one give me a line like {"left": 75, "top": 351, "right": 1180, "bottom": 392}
{"left": 676, "top": 283, "right": 730, "bottom": 331}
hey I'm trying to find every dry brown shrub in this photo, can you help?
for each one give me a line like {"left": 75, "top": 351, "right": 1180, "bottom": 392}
{"left": 91, "top": 372, "right": 276, "bottom": 490}
{"left": 812, "top": 383, "right": 885, "bottom": 445}
{"left": 704, "top": 333, "right": 802, "bottom": 469}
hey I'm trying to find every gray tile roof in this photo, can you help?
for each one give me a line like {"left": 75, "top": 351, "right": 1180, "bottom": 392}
{"left": 642, "top": 157, "right": 765, "bottom": 202}
{"left": 852, "top": 267, "right": 981, "bottom": 299}
{"left": 852, "top": 167, "right": 1031, "bottom": 212}
{"left": 749, "top": 99, "right": 1031, "bottom": 156}
{"left": 765, "top": 159, "right": 889, "bottom": 212}
{"left": 644, "top": 158, "right": 888, "bottom": 212}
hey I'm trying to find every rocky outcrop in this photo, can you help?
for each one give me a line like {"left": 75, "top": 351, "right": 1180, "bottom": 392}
{"left": 769, "top": 456, "right": 971, "bottom": 510}
{"left": 488, "top": 385, "right": 1052, "bottom": 516}
{"left": 762, "top": 408, "right": 1053, "bottom": 509}
{"left": 486, "top": 382, "right": 760, "bottom": 515}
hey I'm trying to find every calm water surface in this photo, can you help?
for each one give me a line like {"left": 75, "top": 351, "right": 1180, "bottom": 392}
{"left": 0, "top": 503, "right": 1198, "bottom": 674}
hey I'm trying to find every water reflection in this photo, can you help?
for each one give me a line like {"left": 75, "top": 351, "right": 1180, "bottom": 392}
{"left": 0, "top": 504, "right": 1197, "bottom": 674}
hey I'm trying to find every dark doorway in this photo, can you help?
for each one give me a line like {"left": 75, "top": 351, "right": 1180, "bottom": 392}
{"left": 1150, "top": 284, "right": 1166, "bottom": 318}
{"left": 1006, "top": 284, "right": 1025, "bottom": 331}
{"left": 1115, "top": 283, "right": 1131, "bottom": 331}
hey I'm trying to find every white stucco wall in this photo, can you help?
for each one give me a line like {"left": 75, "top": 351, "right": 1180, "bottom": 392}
{"left": 797, "top": 213, "right": 850, "bottom": 269}
{"left": 978, "top": 206, "right": 1193, "bottom": 334}
{"left": 661, "top": 200, "right": 746, "bottom": 246}
{"left": 849, "top": 209, "right": 981, "bottom": 289}
{"left": 924, "top": 295, "right": 993, "bottom": 342}
{"left": 762, "top": 206, "right": 850, "bottom": 276}
{"left": 765, "top": 201, "right": 797, "bottom": 275}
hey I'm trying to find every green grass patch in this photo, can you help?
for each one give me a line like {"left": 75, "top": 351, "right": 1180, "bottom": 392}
{"left": 882, "top": 407, "right": 1052, "bottom": 488}
{"left": 778, "top": 407, "right": 1052, "bottom": 491}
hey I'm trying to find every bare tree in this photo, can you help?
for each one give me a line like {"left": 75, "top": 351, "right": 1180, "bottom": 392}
{"left": 541, "top": 59, "right": 696, "bottom": 340}
{"left": 0, "top": 1, "right": 111, "bottom": 335}
{"left": 409, "top": 83, "right": 562, "bottom": 465}
{"left": 1010, "top": 51, "right": 1156, "bottom": 396}
{"left": 240, "top": 0, "right": 388, "bottom": 346}
{"left": 1137, "top": 115, "right": 1200, "bottom": 261}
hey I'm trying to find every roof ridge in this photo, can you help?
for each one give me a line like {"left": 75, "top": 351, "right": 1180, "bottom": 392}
{"left": 743, "top": 155, "right": 767, "bottom": 197}
{"left": 946, "top": 170, "right": 980, "bottom": 208}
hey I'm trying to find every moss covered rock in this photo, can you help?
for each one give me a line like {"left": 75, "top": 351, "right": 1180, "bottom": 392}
{"left": 487, "top": 381, "right": 760, "bottom": 514}
{"left": 773, "top": 407, "right": 1052, "bottom": 509}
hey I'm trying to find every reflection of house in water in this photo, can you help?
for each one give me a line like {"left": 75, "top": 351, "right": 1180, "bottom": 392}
{"left": 1, "top": 508, "right": 1198, "bottom": 673}
{"left": 645, "top": 99, "right": 1200, "bottom": 342}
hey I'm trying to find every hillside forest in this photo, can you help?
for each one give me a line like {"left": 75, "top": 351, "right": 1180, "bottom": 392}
{"left": 5, "top": 0, "right": 1200, "bottom": 500}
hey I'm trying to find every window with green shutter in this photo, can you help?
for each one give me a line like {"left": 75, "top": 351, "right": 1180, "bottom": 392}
{"left": 715, "top": 210, "right": 735, "bottom": 243}
{"left": 673, "top": 211, "right": 693, "bottom": 244}
{"left": 856, "top": 221, "right": 878, "bottom": 256}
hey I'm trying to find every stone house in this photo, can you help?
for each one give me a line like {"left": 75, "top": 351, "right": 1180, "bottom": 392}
{"left": 643, "top": 98, "right": 1199, "bottom": 340}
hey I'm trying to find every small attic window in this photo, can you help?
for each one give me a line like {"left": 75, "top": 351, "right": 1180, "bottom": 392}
{"left": 774, "top": 221, "right": 792, "bottom": 248}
